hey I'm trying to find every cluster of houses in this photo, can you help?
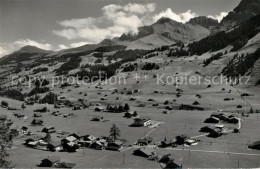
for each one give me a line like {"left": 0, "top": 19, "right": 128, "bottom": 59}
{"left": 24, "top": 133, "right": 124, "bottom": 153}
{"left": 201, "top": 113, "right": 240, "bottom": 138}
{"left": 40, "top": 155, "right": 75, "bottom": 168}
{"left": 133, "top": 147, "right": 182, "bottom": 168}
{"left": 130, "top": 117, "right": 152, "bottom": 127}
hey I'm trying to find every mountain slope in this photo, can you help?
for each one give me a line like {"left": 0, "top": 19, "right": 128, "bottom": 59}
{"left": 188, "top": 16, "right": 219, "bottom": 29}
{"left": 0, "top": 46, "right": 52, "bottom": 66}
{"left": 119, "top": 17, "right": 210, "bottom": 49}
{"left": 214, "top": 0, "right": 260, "bottom": 32}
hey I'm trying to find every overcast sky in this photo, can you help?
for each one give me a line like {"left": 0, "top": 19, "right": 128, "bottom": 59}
{"left": 0, "top": 0, "right": 240, "bottom": 57}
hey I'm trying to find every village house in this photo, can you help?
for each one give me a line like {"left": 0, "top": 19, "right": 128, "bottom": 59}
{"left": 161, "top": 138, "right": 175, "bottom": 148}
{"left": 33, "top": 112, "right": 42, "bottom": 118}
{"left": 31, "top": 118, "right": 44, "bottom": 126}
{"left": 200, "top": 126, "right": 215, "bottom": 133}
{"left": 131, "top": 117, "right": 151, "bottom": 127}
{"left": 91, "top": 116, "right": 104, "bottom": 121}
{"left": 90, "top": 141, "right": 104, "bottom": 150}
{"left": 204, "top": 117, "right": 220, "bottom": 123}
{"left": 208, "top": 129, "right": 222, "bottom": 138}
{"left": 133, "top": 147, "right": 156, "bottom": 158}
{"left": 40, "top": 155, "right": 60, "bottom": 167}
{"left": 248, "top": 141, "right": 260, "bottom": 150}
{"left": 47, "top": 141, "right": 62, "bottom": 152}
{"left": 137, "top": 137, "right": 153, "bottom": 146}
{"left": 228, "top": 117, "right": 239, "bottom": 124}
{"left": 165, "top": 159, "right": 182, "bottom": 169}
{"left": 107, "top": 140, "right": 123, "bottom": 151}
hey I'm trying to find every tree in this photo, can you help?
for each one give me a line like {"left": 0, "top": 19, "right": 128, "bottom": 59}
{"left": 109, "top": 124, "right": 120, "bottom": 142}
{"left": 1, "top": 101, "right": 8, "bottom": 108}
{"left": 249, "top": 107, "right": 254, "bottom": 114}
{"left": 43, "top": 133, "right": 52, "bottom": 144}
{"left": 21, "top": 103, "right": 26, "bottom": 110}
{"left": 124, "top": 103, "right": 130, "bottom": 112}
{"left": 0, "top": 116, "right": 13, "bottom": 168}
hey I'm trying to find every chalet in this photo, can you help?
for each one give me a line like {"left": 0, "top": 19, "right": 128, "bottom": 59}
{"left": 34, "top": 112, "right": 42, "bottom": 118}
{"left": 27, "top": 141, "right": 39, "bottom": 148}
{"left": 161, "top": 138, "right": 175, "bottom": 148}
{"left": 164, "top": 100, "right": 169, "bottom": 105}
{"left": 163, "top": 110, "right": 170, "bottom": 114}
{"left": 175, "top": 135, "right": 188, "bottom": 145}
{"left": 47, "top": 141, "right": 61, "bottom": 152}
{"left": 228, "top": 117, "right": 239, "bottom": 124}
{"left": 137, "top": 137, "right": 152, "bottom": 146}
{"left": 204, "top": 117, "right": 220, "bottom": 123}
{"left": 91, "top": 116, "right": 104, "bottom": 121}
{"left": 218, "top": 114, "right": 229, "bottom": 121}
{"left": 14, "top": 113, "right": 25, "bottom": 118}
{"left": 200, "top": 126, "right": 215, "bottom": 133}
{"left": 40, "top": 155, "right": 60, "bottom": 167}
{"left": 42, "top": 126, "right": 56, "bottom": 133}
{"left": 124, "top": 111, "right": 134, "bottom": 118}
{"left": 62, "top": 136, "right": 77, "bottom": 143}
{"left": 152, "top": 103, "right": 159, "bottom": 106}
{"left": 165, "top": 159, "right": 182, "bottom": 169}
{"left": 133, "top": 89, "right": 141, "bottom": 93}
{"left": 95, "top": 106, "right": 105, "bottom": 112}
{"left": 31, "top": 118, "right": 44, "bottom": 126}
{"left": 165, "top": 106, "right": 173, "bottom": 110}
{"left": 21, "top": 126, "right": 28, "bottom": 132}
{"left": 133, "top": 147, "right": 156, "bottom": 158}
{"left": 159, "top": 154, "right": 172, "bottom": 164}
{"left": 91, "top": 141, "right": 104, "bottom": 150}
{"left": 248, "top": 141, "right": 260, "bottom": 150}
{"left": 107, "top": 140, "right": 123, "bottom": 151}
{"left": 185, "top": 139, "right": 198, "bottom": 146}
{"left": 211, "top": 113, "right": 224, "bottom": 118}
{"left": 131, "top": 117, "right": 151, "bottom": 127}
{"left": 193, "top": 101, "right": 200, "bottom": 105}
{"left": 81, "top": 135, "right": 96, "bottom": 142}
{"left": 69, "top": 133, "right": 81, "bottom": 140}
{"left": 63, "top": 141, "right": 79, "bottom": 152}
{"left": 208, "top": 129, "right": 222, "bottom": 138}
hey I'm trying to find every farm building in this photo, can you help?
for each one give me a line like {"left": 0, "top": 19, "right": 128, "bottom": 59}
{"left": 31, "top": 118, "right": 44, "bottom": 126}
{"left": 91, "top": 141, "right": 104, "bottom": 150}
{"left": 40, "top": 155, "right": 60, "bottom": 167}
{"left": 248, "top": 141, "right": 260, "bottom": 150}
{"left": 200, "top": 126, "right": 215, "bottom": 133}
{"left": 131, "top": 117, "right": 151, "bottom": 127}
{"left": 228, "top": 117, "right": 239, "bottom": 124}
{"left": 47, "top": 141, "right": 62, "bottom": 152}
{"left": 204, "top": 117, "right": 220, "bottom": 123}
{"left": 161, "top": 138, "right": 175, "bottom": 148}
{"left": 137, "top": 137, "right": 153, "bottom": 146}
{"left": 107, "top": 140, "right": 123, "bottom": 151}
{"left": 133, "top": 147, "right": 156, "bottom": 158}
{"left": 81, "top": 135, "right": 96, "bottom": 142}
{"left": 95, "top": 106, "right": 105, "bottom": 112}
{"left": 91, "top": 116, "right": 104, "bottom": 121}
{"left": 159, "top": 154, "right": 172, "bottom": 164}
{"left": 208, "top": 129, "right": 222, "bottom": 138}
{"left": 165, "top": 159, "right": 182, "bottom": 169}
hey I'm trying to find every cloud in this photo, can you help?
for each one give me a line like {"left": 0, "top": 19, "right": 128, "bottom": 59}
{"left": 153, "top": 9, "right": 197, "bottom": 23}
{"left": 53, "top": 3, "right": 156, "bottom": 43}
{"left": 58, "top": 44, "right": 68, "bottom": 50}
{"left": 70, "top": 42, "right": 88, "bottom": 48}
{"left": 53, "top": 3, "right": 199, "bottom": 44}
{"left": 208, "top": 12, "right": 228, "bottom": 22}
{"left": 0, "top": 39, "right": 53, "bottom": 57}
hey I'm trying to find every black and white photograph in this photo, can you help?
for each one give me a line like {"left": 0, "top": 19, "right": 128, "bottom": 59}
{"left": 0, "top": 0, "right": 260, "bottom": 168}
